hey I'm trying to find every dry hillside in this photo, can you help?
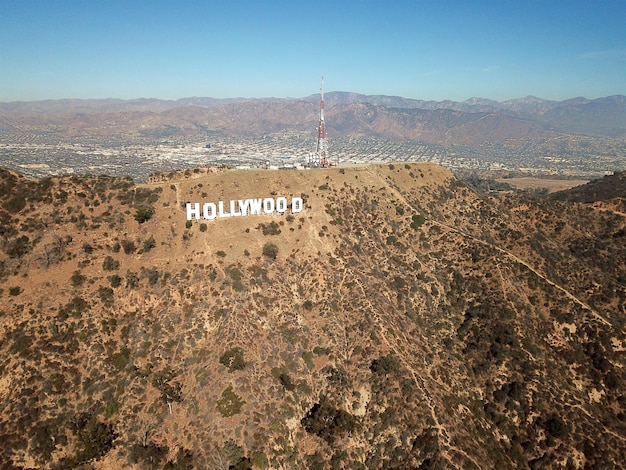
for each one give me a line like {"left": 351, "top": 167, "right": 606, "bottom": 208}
{"left": 0, "top": 163, "right": 625, "bottom": 469}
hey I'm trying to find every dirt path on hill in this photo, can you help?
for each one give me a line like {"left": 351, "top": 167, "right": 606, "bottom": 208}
{"left": 381, "top": 176, "right": 616, "bottom": 331}
{"left": 348, "top": 268, "right": 482, "bottom": 469}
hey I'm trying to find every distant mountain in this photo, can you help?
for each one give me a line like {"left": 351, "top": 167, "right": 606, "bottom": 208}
{"left": 540, "top": 95, "right": 626, "bottom": 137}
{"left": 1, "top": 94, "right": 625, "bottom": 142}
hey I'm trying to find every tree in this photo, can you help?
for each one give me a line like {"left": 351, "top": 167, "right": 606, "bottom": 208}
{"left": 262, "top": 242, "right": 279, "bottom": 260}
{"left": 370, "top": 354, "right": 401, "bottom": 374}
{"left": 134, "top": 206, "right": 155, "bottom": 223}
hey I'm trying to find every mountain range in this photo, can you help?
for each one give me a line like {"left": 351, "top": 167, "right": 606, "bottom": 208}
{"left": 1, "top": 94, "right": 625, "bottom": 144}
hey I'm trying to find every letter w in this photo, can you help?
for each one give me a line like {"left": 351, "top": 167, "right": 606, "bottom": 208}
{"left": 248, "top": 198, "right": 262, "bottom": 215}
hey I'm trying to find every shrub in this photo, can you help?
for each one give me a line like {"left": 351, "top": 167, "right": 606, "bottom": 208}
{"left": 142, "top": 236, "right": 156, "bottom": 252}
{"left": 370, "top": 354, "right": 401, "bottom": 374}
{"left": 71, "top": 270, "right": 87, "bottom": 287}
{"left": 134, "top": 206, "right": 155, "bottom": 223}
{"left": 102, "top": 256, "right": 119, "bottom": 271}
{"left": 126, "top": 271, "right": 139, "bottom": 289}
{"left": 9, "top": 286, "right": 22, "bottom": 296}
{"left": 4, "top": 196, "right": 26, "bottom": 213}
{"left": 410, "top": 214, "right": 426, "bottom": 230}
{"left": 58, "top": 296, "right": 90, "bottom": 319}
{"left": 301, "top": 398, "right": 357, "bottom": 443}
{"left": 145, "top": 268, "right": 159, "bottom": 285}
{"left": 74, "top": 414, "right": 116, "bottom": 463}
{"left": 6, "top": 235, "right": 30, "bottom": 258}
{"left": 152, "top": 369, "right": 183, "bottom": 403}
{"left": 98, "top": 286, "right": 115, "bottom": 306}
{"left": 313, "top": 346, "right": 331, "bottom": 355}
{"left": 262, "top": 242, "right": 279, "bottom": 260}
{"left": 220, "top": 347, "right": 246, "bottom": 372}
{"left": 111, "top": 348, "right": 130, "bottom": 370}
{"left": 121, "top": 239, "right": 136, "bottom": 254}
{"left": 216, "top": 386, "right": 245, "bottom": 417}
{"left": 199, "top": 223, "right": 207, "bottom": 232}
{"left": 260, "top": 221, "right": 281, "bottom": 235}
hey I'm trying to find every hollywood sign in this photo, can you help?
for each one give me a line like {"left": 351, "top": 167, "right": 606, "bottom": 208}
{"left": 186, "top": 196, "right": 303, "bottom": 221}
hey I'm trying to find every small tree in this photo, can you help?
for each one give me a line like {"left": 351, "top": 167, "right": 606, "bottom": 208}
{"left": 219, "top": 347, "right": 246, "bottom": 372}
{"left": 134, "top": 206, "right": 155, "bottom": 223}
{"left": 262, "top": 242, "right": 279, "bottom": 260}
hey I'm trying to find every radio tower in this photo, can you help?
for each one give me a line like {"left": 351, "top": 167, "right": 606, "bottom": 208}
{"left": 316, "top": 75, "right": 330, "bottom": 167}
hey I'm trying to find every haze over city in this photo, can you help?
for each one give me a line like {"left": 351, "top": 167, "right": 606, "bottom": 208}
{"left": 1, "top": 0, "right": 625, "bottom": 102}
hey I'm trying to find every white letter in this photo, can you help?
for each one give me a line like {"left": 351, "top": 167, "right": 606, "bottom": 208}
{"left": 249, "top": 198, "right": 262, "bottom": 215}
{"left": 203, "top": 203, "right": 216, "bottom": 220}
{"left": 276, "top": 197, "right": 287, "bottom": 213}
{"left": 291, "top": 197, "right": 303, "bottom": 214}
{"left": 186, "top": 203, "right": 201, "bottom": 221}
{"left": 238, "top": 199, "right": 250, "bottom": 216}
{"left": 263, "top": 198, "right": 275, "bottom": 214}
{"left": 230, "top": 199, "right": 242, "bottom": 216}
{"left": 218, "top": 201, "right": 231, "bottom": 218}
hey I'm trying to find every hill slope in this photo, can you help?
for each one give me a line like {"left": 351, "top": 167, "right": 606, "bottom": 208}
{"left": 1, "top": 164, "right": 625, "bottom": 469}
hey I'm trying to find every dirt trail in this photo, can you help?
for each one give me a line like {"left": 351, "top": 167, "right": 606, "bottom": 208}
{"left": 348, "top": 268, "right": 482, "bottom": 469}
{"left": 381, "top": 175, "right": 616, "bottom": 330}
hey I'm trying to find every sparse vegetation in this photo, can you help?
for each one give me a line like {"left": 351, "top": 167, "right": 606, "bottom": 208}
{"left": 262, "top": 242, "right": 279, "bottom": 259}
{"left": 134, "top": 205, "right": 155, "bottom": 223}
{"left": 1, "top": 165, "right": 625, "bottom": 468}
{"left": 217, "top": 386, "right": 245, "bottom": 417}
{"left": 219, "top": 347, "right": 246, "bottom": 372}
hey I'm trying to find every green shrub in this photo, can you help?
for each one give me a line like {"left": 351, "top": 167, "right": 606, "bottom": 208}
{"left": 71, "top": 270, "right": 87, "bottom": 287}
{"left": 111, "top": 348, "right": 130, "bottom": 370}
{"left": 102, "top": 256, "right": 119, "bottom": 271}
{"left": 313, "top": 346, "right": 331, "bottom": 355}
{"left": 108, "top": 275, "right": 122, "bottom": 288}
{"left": 370, "top": 354, "right": 401, "bottom": 374}
{"left": 301, "top": 398, "right": 357, "bottom": 443}
{"left": 121, "top": 239, "right": 136, "bottom": 254}
{"left": 134, "top": 206, "right": 155, "bottom": 223}
{"left": 262, "top": 242, "right": 279, "bottom": 260}
{"left": 4, "top": 196, "right": 26, "bottom": 213}
{"left": 9, "top": 286, "right": 22, "bottom": 296}
{"left": 410, "top": 214, "right": 426, "bottom": 229}
{"left": 104, "top": 402, "right": 119, "bottom": 418}
{"left": 260, "top": 221, "right": 281, "bottom": 235}
{"left": 220, "top": 347, "right": 246, "bottom": 372}
{"left": 216, "top": 386, "right": 245, "bottom": 417}
{"left": 142, "top": 236, "right": 156, "bottom": 252}
{"left": 98, "top": 286, "right": 115, "bottom": 306}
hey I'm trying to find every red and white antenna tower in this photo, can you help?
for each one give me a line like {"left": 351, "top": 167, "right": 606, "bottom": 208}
{"left": 316, "top": 75, "right": 330, "bottom": 167}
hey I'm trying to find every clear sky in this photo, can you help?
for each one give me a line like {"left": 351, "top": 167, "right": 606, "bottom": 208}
{"left": 1, "top": 0, "right": 624, "bottom": 102}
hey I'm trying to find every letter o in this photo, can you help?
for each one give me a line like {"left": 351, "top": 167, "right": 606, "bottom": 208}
{"left": 263, "top": 198, "right": 275, "bottom": 214}
{"left": 276, "top": 197, "right": 287, "bottom": 213}
{"left": 291, "top": 197, "right": 303, "bottom": 214}
{"left": 203, "top": 202, "right": 217, "bottom": 220}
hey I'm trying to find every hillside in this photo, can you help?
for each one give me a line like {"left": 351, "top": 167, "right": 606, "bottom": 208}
{"left": 1, "top": 164, "right": 625, "bottom": 469}
{"left": 551, "top": 171, "right": 626, "bottom": 203}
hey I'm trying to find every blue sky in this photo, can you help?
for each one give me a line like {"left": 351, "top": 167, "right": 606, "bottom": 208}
{"left": 1, "top": 0, "right": 624, "bottom": 102}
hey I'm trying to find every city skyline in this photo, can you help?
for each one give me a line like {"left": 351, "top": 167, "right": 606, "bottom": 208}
{"left": 1, "top": 0, "right": 625, "bottom": 102}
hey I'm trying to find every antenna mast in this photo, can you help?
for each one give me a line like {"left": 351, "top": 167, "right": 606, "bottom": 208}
{"left": 316, "top": 75, "right": 329, "bottom": 167}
